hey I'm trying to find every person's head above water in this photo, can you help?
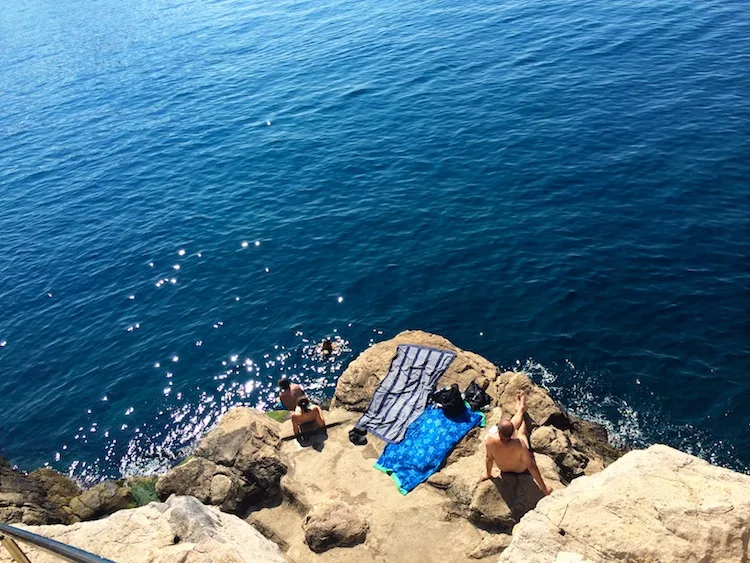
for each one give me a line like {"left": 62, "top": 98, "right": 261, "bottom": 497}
{"left": 278, "top": 378, "right": 290, "bottom": 391}
{"left": 297, "top": 396, "right": 310, "bottom": 411}
{"left": 499, "top": 419, "right": 515, "bottom": 440}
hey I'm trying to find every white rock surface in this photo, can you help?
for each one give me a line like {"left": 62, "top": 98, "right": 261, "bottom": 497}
{"left": 500, "top": 444, "right": 750, "bottom": 563}
{"left": 0, "top": 496, "right": 285, "bottom": 563}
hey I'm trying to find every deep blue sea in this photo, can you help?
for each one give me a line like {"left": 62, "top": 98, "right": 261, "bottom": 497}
{"left": 1, "top": 0, "right": 748, "bottom": 482}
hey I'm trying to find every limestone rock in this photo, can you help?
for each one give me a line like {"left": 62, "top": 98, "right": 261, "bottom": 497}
{"left": 157, "top": 407, "right": 287, "bottom": 513}
{"left": 332, "top": 330, "right": 498, "bottom": 411}
{"left": 500, "top": 445, "right": 750, "bottom": 563}
{"left": 0, "top": 495, "right": 285, "bottom": 563}
{"left": 468, "top": 533, "right": 511, "bottom": 559}
{"left": 493, "top": 371, "right": 570, "bottom": 429}
{"left": 194, "top": 407, "right": 286, "bottom": 495}
{"left": 67, "top": 480, "right": 134, "bottom": 522}
{"left": 27, "top": 468, "right": 81, "bottom": 510}
{"left": 568, "top": 415, "right": 623, "bottom": 466}
{"left": 302, "top": 500, "right": 369, "bottom": 553}
{"left": 156, "top": 458, "right": 247, "bottom": 514}
{"left": 0, "top": 457, "right": 68, "bottom": 525}
{"left": 531, "top": 426, "right": 588, "bottom": 482}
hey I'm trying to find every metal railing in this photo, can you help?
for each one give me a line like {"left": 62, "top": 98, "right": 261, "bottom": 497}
{"left": 0, "top": 523, "right": 114, "bottom": 563}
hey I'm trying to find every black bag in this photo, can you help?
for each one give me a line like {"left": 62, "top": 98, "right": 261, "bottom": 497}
{"left": 429, "top": 383, "right": 466, "bottom": 418}
{"left": 464, "top": 380, "right": 491, "bottom": 411}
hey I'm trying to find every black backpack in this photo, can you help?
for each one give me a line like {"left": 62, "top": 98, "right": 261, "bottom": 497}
{"left": 429, "top": 383, "right": 466, "bottom": 418}
{"left": 464, "top": 380, "right": 491, "bottom": 411}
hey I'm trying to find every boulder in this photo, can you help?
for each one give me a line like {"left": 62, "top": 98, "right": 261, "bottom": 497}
{"left": 499, "top": 445, "right": 750, "bottom": 563}
{"left": 0, "top": 495, "right": 285, "bottom": 563}
{"left": 156, "top": 457, "right": 247, "bottom": 514}
{"left": 302, "top": 500, "right": 369, "bottom": 553}
{"left": 493, "top": 371, "right": 570, "bottom": 429}
{"left": 568, "top": 415, "right": 624, "bottom": 467}
{"left": 67, "top": 480, "right": 134, "bottom": 522}
{"left": 27, "top": 468, "right": 80, "bottom": 509}
{"left": 0, "top": 457, "right": 68, "bottom": 525}
{"left": 468, "top": 533, "right": 512, "bottom": 559}
{"left": 530, "top": 426, "right": 589, "bottom": 482}
{"left": 157, "top": 408, "right": 287, "bottom": 513}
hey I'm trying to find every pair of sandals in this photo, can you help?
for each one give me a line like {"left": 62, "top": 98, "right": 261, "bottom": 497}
{"left": 348, "top": 426, "right": 367, "bottom": 446}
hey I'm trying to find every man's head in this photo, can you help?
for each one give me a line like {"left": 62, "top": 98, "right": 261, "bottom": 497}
{"left": 297, "top": 397, "right": 310, "bottom": 411}
{"left": 278, "top": 378, "right": 290, "bottom": 391}
{"left": 499, "top": 420, "right": 515, "bottom": 440}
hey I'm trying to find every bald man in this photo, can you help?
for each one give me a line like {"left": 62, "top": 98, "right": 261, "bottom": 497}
{"left": 480, "top": 390, "right": 551, "bottom": 495}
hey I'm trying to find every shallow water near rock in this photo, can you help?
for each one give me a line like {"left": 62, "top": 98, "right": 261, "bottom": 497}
{"left": 0, "top": 0, "right": 748, "bottom": 480}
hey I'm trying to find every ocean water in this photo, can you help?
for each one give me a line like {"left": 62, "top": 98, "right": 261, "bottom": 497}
{"left": 1, "top": 0, "right": 748, "bottom": 481}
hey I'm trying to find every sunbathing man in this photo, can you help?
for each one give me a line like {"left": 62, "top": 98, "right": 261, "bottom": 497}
{"left": 278, "top": 378, "right": 305, "bottom": 411}
{"left": 480, "top": 390, "right": 551, "bottom": 495}
{"left": 291, "top": 397, "right": 326, "bottom": 439}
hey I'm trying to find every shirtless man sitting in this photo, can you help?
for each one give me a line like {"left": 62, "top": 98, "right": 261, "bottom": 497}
{"left": 278, "top": 378, "right": 305, "bottom": 411}
{"left": 480, "top": 390, "right": 551, "bottom": 495}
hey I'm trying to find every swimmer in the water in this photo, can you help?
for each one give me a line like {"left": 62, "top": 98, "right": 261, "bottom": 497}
{"left": 320, "top": 338, "right": 339, "bottom": 356}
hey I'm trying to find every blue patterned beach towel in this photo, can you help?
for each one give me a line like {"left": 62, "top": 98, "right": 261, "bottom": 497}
{"left": 356, "top": 345, "right": 456, "bottom": 443}
{"left": 374, "top": 405, "right": 485, "bottom": 494}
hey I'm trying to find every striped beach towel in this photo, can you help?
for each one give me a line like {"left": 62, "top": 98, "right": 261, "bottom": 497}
{"left": 355, "top": 344, "right": 455, "bottom": 443}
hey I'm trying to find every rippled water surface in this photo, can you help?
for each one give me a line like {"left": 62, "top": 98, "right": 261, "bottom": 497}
{"left": 1, "top": 0, "right": 748, "bottom": 480}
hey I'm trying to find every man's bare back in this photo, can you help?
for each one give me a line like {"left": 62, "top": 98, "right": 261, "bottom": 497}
{"left": 279, "top": 381, "right": 305, "bottom": 411}
{"left": 481, "top": 391, "right": 551, "bottom": 495}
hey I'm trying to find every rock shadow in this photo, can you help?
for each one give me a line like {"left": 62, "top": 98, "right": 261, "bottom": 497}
{"left": 297, "top": 428, "right": 329, "bottom": 452}
{"left": 493, "top": 472, "right": 545, "bottom": 522}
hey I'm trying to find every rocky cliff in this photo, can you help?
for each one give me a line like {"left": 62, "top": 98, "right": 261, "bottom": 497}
{"left": 3, "top": 330, "right": 749, "bottom": 563}
{"left": 151, "top": 330, "right": 621, "bottom": 561}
